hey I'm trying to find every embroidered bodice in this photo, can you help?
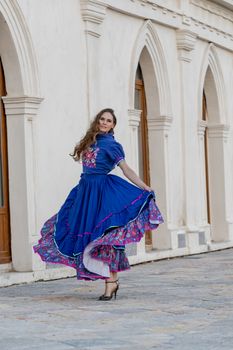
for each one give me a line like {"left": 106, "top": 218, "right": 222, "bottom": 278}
{"left": 81, "top": 133, "right": 125, "bottom": 174}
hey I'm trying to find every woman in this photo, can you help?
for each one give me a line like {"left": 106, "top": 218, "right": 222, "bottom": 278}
{"left": 33, "top": 108, "right": 164, "bottom": 300}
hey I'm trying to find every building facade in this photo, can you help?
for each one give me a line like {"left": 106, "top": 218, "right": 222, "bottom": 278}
{"left": 1, "top": 0, "right": 233, "bottom": 286}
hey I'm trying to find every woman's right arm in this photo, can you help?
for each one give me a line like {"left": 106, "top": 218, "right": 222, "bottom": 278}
{"left": 118, "top": 160, "right": 153, "bottom": 192}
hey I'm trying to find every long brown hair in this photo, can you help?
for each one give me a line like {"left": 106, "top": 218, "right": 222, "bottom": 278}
{"left": 70, "top": 108, "right": 117, "bottom": 161}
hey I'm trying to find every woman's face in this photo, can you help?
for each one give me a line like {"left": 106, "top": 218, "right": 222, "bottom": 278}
{"left": 98, "top": 112, "right": 115, "bottom": 133}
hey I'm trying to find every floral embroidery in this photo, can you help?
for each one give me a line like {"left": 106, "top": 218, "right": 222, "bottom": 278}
{"left": 82, "top": 147, "right": 99, "bottom": 168}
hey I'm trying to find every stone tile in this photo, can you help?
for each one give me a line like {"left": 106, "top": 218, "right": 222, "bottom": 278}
{"left": 0, "top": 249, "right": 233, "bottom": 349}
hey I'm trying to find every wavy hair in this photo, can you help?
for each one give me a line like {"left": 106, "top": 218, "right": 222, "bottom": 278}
{"left": 70, "top": 108, "right": 117, "bottom": 161}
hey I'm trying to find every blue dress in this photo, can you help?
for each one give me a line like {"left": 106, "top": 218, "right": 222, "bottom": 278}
{"left": 33, "top": 133, "right": 164, "bottom": 280}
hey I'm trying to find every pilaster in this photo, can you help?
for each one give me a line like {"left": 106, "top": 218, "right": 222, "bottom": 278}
{"left": 147, "top": 116, "right": 173, "bottom": 250}
{"left": 176, "top": 29, "right": 198, "bottom": 235}
{"left": 80, "top": 0, "right": 108, "bottom": 118}
{"left": 128, "top": 109, "right": 141, "bottom": 172}
{"left": 206, "top": 123, "right": 232, "bottom": 241}
{"left": 2, "top": 95, "right": 43, "bottom": 272}
{"left": 127, "top": 108, "right": 147, "bottom": 255}
{"left": 197, "top": 120, "right": 208, "bottom": 227}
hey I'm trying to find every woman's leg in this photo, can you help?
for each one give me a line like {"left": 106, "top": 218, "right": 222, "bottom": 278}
{"left": 97, "top": 246, "right": 128, "bottom": 298}
{"left": 104, "top": 272, "right": 118, "bottom": 296}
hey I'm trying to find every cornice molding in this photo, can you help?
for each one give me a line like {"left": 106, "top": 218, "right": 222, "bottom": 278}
{"left": 191, "top": 0, "right": 233, "bottom": 23}
{"left": 107, "top": 0, "right": 233, "bottom": 51}
{"left": 130, "top": 0, "right": 233, "bottom": 22}
{"left": 80, "top": 0, "right": 107, "bottom": 38}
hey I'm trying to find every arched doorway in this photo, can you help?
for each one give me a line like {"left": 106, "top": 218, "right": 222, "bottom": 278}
{"left": 0, "top": 2, "right": 42, "bottom": 271}
{"left": 198, "top": 60, "right": 230, "bottom": 242}
{"left": 0, "top": 58, "right": 11, "bottom": 263}
{"left": 129, "top": 21, "right": 173, "bottom": 253}
{"left": 134, "top": 63, "right": 152, "bottom": 248}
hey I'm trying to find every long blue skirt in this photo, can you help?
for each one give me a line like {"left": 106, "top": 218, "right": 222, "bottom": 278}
{"left": 33, "top": 173, "right": 164, "bottom": 280}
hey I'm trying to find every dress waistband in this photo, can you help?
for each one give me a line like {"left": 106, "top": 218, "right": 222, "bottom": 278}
{"left": 81, "top": 173, "right": 108, "bottom": 177}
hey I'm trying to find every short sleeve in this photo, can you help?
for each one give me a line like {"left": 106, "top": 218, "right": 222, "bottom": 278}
{"left": 110, "top": 141, "right": 125, "bottom": 166}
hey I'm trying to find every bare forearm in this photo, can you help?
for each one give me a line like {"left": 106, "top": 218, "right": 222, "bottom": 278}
{"left": 122, "top": 167, "right": 148, "bottom": 190}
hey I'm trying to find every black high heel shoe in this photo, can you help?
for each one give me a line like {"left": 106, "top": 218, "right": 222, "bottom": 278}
{"left": 98, "top": 280, "right": 119, "bottom": 301}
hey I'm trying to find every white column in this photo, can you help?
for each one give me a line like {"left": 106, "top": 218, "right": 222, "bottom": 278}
{"left": 127, "top": 108, "right": 146, "bottom": 255}
{"left": 128, "top": 109, "right": 141, "bottom": 172}
{"left": 2, "top": 96, "right": 43, "bottom": 272}
{"left": 197, "top": 120, "right": 211, "bottom": 243}
{"left": 197, "top": 120, "right": 208, "bottom": 225}
{"left": 176, "top": 29, "right": 199, "bottom": 248}
{"left": 147, "top": 116, "right": 173, "bottom": 250}
{"left": 207, "top": 123, "right": 232, "bottom": 241}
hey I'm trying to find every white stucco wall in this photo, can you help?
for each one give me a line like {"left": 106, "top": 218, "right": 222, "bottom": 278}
{"left": 17, "top": 0, "right": 88, "bottom": 226}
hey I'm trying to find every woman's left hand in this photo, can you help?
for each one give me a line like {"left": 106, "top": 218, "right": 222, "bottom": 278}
{"left": 143, "top": 185, "right": 153, "bottom": 192}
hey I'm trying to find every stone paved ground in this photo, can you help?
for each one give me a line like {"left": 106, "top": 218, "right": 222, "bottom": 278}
{"left": 0, "top": 249, "right": 233, "bottom": 350}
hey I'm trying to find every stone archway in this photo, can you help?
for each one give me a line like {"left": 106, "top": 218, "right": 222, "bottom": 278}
{"left": 0, "top": 1, "right": 43, "bottom": 271}
{"left": 197, "top": 44, "right": 231, "bottom": 243}
{"left": 128, "top": 20, "right": 173, "bottom": 255}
